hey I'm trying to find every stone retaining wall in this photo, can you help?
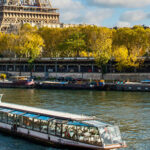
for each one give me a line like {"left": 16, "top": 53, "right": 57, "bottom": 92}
{"left": 4, "top": 72, "right": 150, "bottom": 81}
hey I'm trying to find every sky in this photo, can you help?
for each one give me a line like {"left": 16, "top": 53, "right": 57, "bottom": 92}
{"left": 51, "top": 0, "right": 150, "bottom": 27}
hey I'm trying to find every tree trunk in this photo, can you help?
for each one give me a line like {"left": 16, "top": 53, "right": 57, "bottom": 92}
{"left": 101, "top": 65, "right": 107, "bottom": 80}
{"left": 76, "top": 49, "right": 80, "bottom": 57}
{"left": 19, "top": 65, "right": 22, "bottom": 76}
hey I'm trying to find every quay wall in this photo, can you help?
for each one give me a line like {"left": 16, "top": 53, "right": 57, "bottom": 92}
{"left": 5, "top": 72, "right": 150, "bottom": 81}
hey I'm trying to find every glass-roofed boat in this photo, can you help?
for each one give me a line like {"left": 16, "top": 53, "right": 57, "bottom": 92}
{"left": 0, "top": 95, "right": 127, "bottom": 149}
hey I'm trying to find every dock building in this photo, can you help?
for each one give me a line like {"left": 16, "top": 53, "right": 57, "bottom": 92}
{"left": 0, "top": 57, "right": 150, "bottom": 74}
{"left": 0, "top": 57, "right": 99, "bottom": 73}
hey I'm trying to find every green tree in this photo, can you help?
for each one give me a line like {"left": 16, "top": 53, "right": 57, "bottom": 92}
{"left": 59, "top": 30, "right": 86, "bottom": 57}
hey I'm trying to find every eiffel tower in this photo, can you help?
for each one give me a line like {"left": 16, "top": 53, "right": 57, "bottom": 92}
{"left": 0, "top": 0, "right": 60, "bottom": 32}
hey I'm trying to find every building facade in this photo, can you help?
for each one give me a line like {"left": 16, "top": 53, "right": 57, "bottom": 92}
{"left": 0, "top": 57, "right": 98, "bottom": 73}
{"left": 0, "top": 57, "right": 150, "bottom": 74}
{"left": 0, "top": 0, "right": 60, "bottom": 32}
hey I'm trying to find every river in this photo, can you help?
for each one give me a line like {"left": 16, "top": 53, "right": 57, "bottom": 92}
{"left": 0, "top": 89, "right": 149, "bottom": 150}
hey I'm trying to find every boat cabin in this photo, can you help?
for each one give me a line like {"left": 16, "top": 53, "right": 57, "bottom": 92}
{"left": 0, "top": 106, "right": 125, "bottom": 149}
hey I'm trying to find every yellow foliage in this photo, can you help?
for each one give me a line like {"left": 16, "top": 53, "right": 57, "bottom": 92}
{"left": 0, "top": 74, "right": 6, "bottom": 80}
{"left": 0, "top": 25, "right": 149, "bottom": 72}
{"left": 14, "top": 32, "right": 44, "bottom": 59}
{"left": 113, "top": 46, "right": 143, "bottom": 71}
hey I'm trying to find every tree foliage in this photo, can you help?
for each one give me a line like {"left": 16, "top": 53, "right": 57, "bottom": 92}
{"left": 0, "top": 24, "right": 150, "bottom": 72}
{"left": 59, "top": 30, "right": 86, "bottom": 57}
{"left": 91, "top": 27, "right": 112, "bottom": 69}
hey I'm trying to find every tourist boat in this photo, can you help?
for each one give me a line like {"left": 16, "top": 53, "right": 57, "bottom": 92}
{"left": 0, "top": 95, "right": 127, "bottom": 149}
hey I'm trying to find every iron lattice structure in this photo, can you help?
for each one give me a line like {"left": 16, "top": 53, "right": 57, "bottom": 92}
{"left": 0, "top": 0, "right": 60, "bottom": 32}
{"left": 0, "top": 0, "right": 52, "bottom": 8}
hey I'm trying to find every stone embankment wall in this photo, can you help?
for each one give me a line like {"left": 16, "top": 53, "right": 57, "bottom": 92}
{"left": 6, "top": 72, "right": 150, "bottom": 81}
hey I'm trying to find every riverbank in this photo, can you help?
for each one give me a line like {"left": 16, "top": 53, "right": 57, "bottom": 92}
{"left": 1, "top": 71, "right": 150, "bottom": 91}
{"left": 3, "top": 71, "right": 150, "bottom": 81}
{"left": 1, "top": 79, "right": 150, "bottom": 92}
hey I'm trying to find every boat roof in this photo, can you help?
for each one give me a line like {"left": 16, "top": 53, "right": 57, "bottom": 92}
{"left": 0, "top": 102, "right": 95, "bottom": 121}
{"left": 83, "top": 120, "right": 109, "bottom": 127}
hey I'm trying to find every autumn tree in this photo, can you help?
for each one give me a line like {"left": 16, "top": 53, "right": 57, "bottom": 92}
{"left": 1, "top": 24, "right": 150, "bottom": 75}
{"left": 90, "top": 27, "right": 113, "bottom": 77}
{"left": 0, "top": 33, "right": 17, "bottom": 57}
{"left": 15, "top": 24, "right": 44, "bottom": 76}
{"left": 38, "top": 27, "right": 64, "bottom": 57}
{"left": 80, "top": 26, "right": 98, "bottom": 57}
{"left": 112, "top": 26, "right": 148, "bottom": 71}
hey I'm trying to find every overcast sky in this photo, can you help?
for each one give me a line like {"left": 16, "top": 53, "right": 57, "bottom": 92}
{"left": 51, "top": 0, "right": 150, "bottom": 27}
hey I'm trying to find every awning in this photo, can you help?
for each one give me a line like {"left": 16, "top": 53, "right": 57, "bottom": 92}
{"left": 11, "top": 111, "right": 25, "bottom": 115}
{"left": 36, "top": 116, "right": 52, "bottom": 121}
{"left": 23, "top": 113, "right": 38, "bottom": 118}
{"left": 68, "top": 121, "right": 91, "bottom": 127}
{"left": 0, "top": 108, "right": 13, "bottom": 113}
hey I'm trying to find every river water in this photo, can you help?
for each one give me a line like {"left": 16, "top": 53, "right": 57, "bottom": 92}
{"left": 0, "top": 89, "right": 149, "bottom": 150}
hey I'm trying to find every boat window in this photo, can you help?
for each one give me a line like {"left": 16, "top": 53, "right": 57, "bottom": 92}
{"left": 14, "top": 115, "right": 22, "bottom": 125}
{"left": 0, "top": 109, "right": 13, "bottom": 123}
{"left": 77, "top": 126, "right": 101, "bottom": 146}
{"left": 41, "top": 120, "right": 48, "bottom": 133}
{"left": 33, "top": 118, "right": 41, "bottom": 131}
{"left": 56, "top": 123, "right": 62, "bottom": 137}
{"left": 49, "top": 120, "right": 56, "bottom": 135}
{"left": 8, "top": 113, "right": 14, "bottom": 124}
{"left": 99, "top": 126, "right": 122, "bottom": 145}
{"left": 77, "top": 126, "right": 86, "bottom": 143}
{"left": 62, "top": 124, "right": 77, "bottom": 140}
{"left": 1, "top": 112, "right": 8, "bottom": 123}
{"left": 22, "top": 113, "right": 38, "bottom": 129}
{"left": 10, "top": 111, "right": 25, "bottom": 126}
{"left": 23, "top": 116, "right": 33, "bottom": 129}
{"left": 0, "top": 111, "right": 3, "bottom": 121}
{"left": 109, "top": 126, "right": 122, "bottom": 144}
{"left": 99, "top": 126, "right": 122, "bottom": 146}
{"left": 36, "top": 115, "right": 51, "bottom": 133}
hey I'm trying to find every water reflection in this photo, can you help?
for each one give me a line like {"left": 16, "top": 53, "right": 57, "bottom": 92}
{"left": 0, "top": 89, "right": 150, "bottom": 150}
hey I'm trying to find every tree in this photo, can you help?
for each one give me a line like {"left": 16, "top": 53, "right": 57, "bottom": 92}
{"left": 0, "top": 33, "right": 17, "bottom": 57}
{"left": 15, "top": 29, "right": 44, "bottom": 76}
{"left": 112, "top": 26, "right": 147, "bottom": 71}
{"left": 81, "top": 26, "right": 98, "bottom": 57}
{"left": 113, "top": 46, "right": 131, "bottom": 71}
{"left": 38, "top": 27, "right": 63, "bottom": 57}
{"left": 91, "top": 27, "right": 112, "bottom": 78}
{"left": 113, "top": 46, "right": 144, "bottom": 72}
{"left": 59, "top": 30, "right": 86, "bottom": 57}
